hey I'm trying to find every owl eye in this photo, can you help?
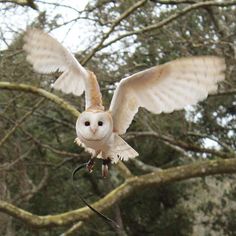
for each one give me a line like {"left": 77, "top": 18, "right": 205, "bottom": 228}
{"left": 84, "top": 121, "right": 90, "bottom": 126}
{"left": 98, "top": 121, "right": 103, "bottom": 126}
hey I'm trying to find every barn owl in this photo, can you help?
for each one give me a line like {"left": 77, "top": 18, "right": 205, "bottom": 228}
{"left": 23, "top": 29, "right": 225, "bottom": 177}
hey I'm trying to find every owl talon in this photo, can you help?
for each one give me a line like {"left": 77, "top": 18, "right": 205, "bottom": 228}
{"left": 86, "top": 158, "right": 95, "bottom": 173}
{"left": 102, "top": 159, "right": 111, "bottom": 178}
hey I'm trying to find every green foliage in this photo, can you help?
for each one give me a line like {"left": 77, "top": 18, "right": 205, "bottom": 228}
{"left": 0, "top": 0, "right": 236, "bottom": 235}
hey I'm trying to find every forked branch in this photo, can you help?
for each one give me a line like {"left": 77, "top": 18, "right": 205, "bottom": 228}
{"left": 1, "top": 157, "right": 236, "bottom": 228}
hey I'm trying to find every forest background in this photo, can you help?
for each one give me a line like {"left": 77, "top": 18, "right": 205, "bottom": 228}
{"left": 0, "top": 0, "right": 236, "bottom": 235}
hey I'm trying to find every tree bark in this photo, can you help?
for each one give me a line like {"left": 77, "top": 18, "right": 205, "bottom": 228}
{"left": 0, "top": 157, "right": 236, "bottom": 228}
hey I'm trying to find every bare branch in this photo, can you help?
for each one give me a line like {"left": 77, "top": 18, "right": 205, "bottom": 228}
{"left": 102, "top": 0, "right": 236, "bottom": 51}
{"left": 1, "top": 157, "right": 236, "bottom": 228}
{"left": 0, "top": 0, "right": 38, "bottom": 10}
{"left": 35, "top": 0, "right": 82, "bottom": 14}
{"left": 151, "top": 0, "right": 196, "bottom": 4}
{"left": 0, "top": 98, "right": 45, "bottom": 148}
{"left": 0, "top": 82, "right": 80, "bottom": 118}
{"left": 210, "top": 89, "right": 236, "bottom": 97}
{"left": 61, "top": 221, "right": 84, "bottom": 236}
{"left": 126, "top": 131, "right": 235, "bottom": 159}
{"left": 81, "top": 0, "right": 148, "bottom": 65}
{"left": 187, "top": 132, "right": 234, "bottom": 153}
{"left": 116, "top": 161, "right": 133, "bottom": 179}
{"left": 131, "top": 159, "right": 161, "bottom": 173}
{"left": 0, "top": 147, "right": 34, "bottom": 171}
{"left": 0, "top": 113, "right": 82, "bottom": 160}
{"left": 13, "top": 167, "right": 49, "bottom": 204}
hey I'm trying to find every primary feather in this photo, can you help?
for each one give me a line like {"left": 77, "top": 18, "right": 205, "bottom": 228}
{"left": 109, "top": 56, "right": 225, "bottom": 134}
{"left": 23, "top": 28, "right": 87, "bottom": 96}
{"left": 23, "top": 28, "right": 103, "bottom": 109}
{"left": 23, "top": 29, "right": 226, "bottom": 165}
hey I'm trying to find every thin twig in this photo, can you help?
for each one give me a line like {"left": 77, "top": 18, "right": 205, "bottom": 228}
{"left": 0, "top": 98, "right": 45, "bottom": 148}
{"left": 0, "top": 82, "right": 80, "bottom": 117}
{"left": 101, "top": 0, "right": 236, "bottom": 51}
{"left": 61, "top": 221, "right": 84, "bottom": 236}
{"left": 81, "top": 0, "right": 148, "bottom": 65}
{"left": 1, "top": 157, "right": 236, "bottom": 228}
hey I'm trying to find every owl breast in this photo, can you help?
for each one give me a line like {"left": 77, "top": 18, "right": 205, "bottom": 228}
{"left": 77, "top": 131, "right": 112, "bottom": 152}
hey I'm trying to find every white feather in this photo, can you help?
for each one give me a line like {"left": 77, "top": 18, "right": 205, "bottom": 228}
{"left": 108, "top": 135, "right": 138, "bottom": 163}
{"left": 74, "top": 137, "right": 95, "bottom": 156}
{"left": 24, "top": 32, "right": 226, "bottom": 165}
{"left": 109, "top": 56, "right": 226, "bottom": 134}
{"left": 23, "top": 28, "right": 89, "bottom": 96}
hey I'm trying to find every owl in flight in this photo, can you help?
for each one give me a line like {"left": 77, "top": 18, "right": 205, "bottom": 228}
{"left": 24, "top": 29, "right": 225, "bottom": 177}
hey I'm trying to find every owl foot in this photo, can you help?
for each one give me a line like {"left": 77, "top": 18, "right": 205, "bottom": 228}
{"left": 86, "top": 158, "right": 95, "bottom": 173}
{"left": 102, "top": 159, "right": 111, "bottom": 178}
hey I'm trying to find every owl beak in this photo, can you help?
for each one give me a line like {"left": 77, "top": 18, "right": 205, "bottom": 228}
{"left": 90, "top": 127, "right": 97, "bottom": 134}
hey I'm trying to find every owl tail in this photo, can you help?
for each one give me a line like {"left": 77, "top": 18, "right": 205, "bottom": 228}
{"left": 109, "top": 134, "right": 138, "bottom": 164}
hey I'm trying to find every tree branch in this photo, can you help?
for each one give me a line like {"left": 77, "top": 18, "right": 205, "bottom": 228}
{"left": 61, "top": 221, "right": 84, "bottom": 236}
{"left": 210, "top": 89, "right": 236, "bottom": 97}
{"left": 0, "top": 81, "right": 133, "bottom": 178}
{"left": 0, "top": 0, "right": 38, "bottom": 10}
{"left": 0, "top": 98, "right": 45, "bottom": 148}
{"left": 116, "top": 161, "right": 133, "bottom": 179}
{"left": 1, "top": 157, "right": 236, "bottom": 228}
{"left": 81, "top": 0, "right": 148, "bottom": 65}
{"left": 0, "top": 82, "right": 80, "bottom": 118}
{"left": 131, "top": 159, "right": 161, "bottom": 173}
{"left": 126, "top": 131, "right": 235, "bottom": 159}
{"left": 187, "top": 131, "right": 234, "bottom": 153}
{"left": 13, "top": 167, "right": 49, "bottom": 204}
{"left": 101, "top": 0, "right": 236, "bottom": 51}
{"left": 151, "top": 0, "right": 196, "bottom": 4}
{"left": 0, "top": 112, "right": 82, "bottom": 160}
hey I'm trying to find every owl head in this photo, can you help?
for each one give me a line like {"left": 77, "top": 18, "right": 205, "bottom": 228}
{"left": 76, "top": 110, "right": 113, "bottom": 142}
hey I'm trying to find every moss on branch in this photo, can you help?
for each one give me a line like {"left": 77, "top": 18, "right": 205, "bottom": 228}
{"left": 0, "top": 0, "right": 38, "bottom": 10}
{"left": 0, "top": 82, "right": 80, "bottom": 118}
{"left": 1, "top": 157, "right": 236, "bottom": 228}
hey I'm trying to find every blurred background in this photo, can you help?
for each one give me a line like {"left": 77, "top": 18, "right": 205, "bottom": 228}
{"left": 0, "top": 0, "right": 236, "bottom": 235}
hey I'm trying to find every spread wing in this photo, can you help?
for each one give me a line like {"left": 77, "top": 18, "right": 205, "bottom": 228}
{"left": 23, "top": 28, "right": 103, "bottom": 109}
{"left": 109, "top": 56, "right": 225, "bottom": 134}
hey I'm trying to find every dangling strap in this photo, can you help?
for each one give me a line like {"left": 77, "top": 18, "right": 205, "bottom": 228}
{"left": 72, "top": 162, "right": 120, "bottom": 228}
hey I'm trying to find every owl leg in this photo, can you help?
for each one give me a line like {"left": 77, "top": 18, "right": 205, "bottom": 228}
{"left": 86, "top": 158, "right": 95, "bottom": 173}
{"left": 102, "top": 158, "right": 111, "bottom": 178}
{"left": 86, "top": 150, "right": 101, "bottom": 173}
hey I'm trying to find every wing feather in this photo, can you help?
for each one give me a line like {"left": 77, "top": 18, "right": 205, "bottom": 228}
{"left": 109, "top": 56, "right": 225, "bottom": 134}
{"left": 108, "top": 135, "right": 138, "bottom": 163}
{"left": 23, "top": 28, "right": 103, "bottom": 109}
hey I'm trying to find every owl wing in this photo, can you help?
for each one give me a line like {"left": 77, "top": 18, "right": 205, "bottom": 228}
{"left": 109, "top": 56, "right": 225, "bottom": 135}
{"left": 23, "top": 28, "right": 103, "bottom": 109}
{"left": 108, "top": 134, "right": 138, "bottom": 163}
